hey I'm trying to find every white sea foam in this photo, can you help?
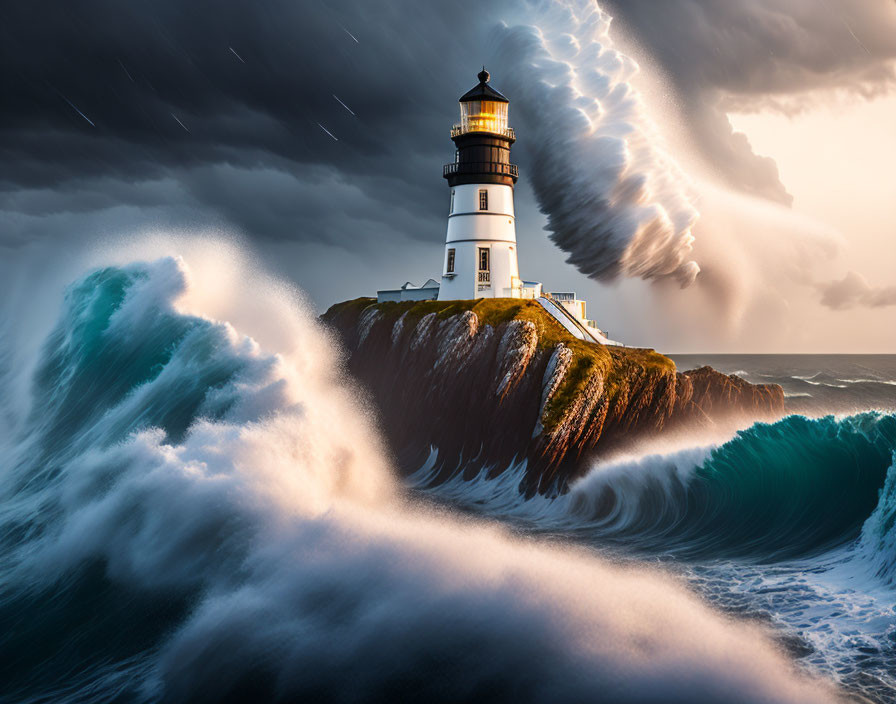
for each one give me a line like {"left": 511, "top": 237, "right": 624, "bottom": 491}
{"left": 859, "top": 454, "right": 896, "bottom": 586}
{"left": 0, "top": 240, "right": 841, "bottom": 703}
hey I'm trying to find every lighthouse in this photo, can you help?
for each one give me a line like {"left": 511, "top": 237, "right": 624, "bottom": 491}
{"left": 373, "top": 69, "right": 619, "bottom": 347}
{"left": 438, "top": 69, "right": 522, "bottom": 300}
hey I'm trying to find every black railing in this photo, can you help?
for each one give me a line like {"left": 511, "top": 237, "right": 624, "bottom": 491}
{"left": 443, "top": 162, "right": 519, "bottom": 178}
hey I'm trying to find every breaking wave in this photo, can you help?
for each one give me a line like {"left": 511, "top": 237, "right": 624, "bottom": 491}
{"left": 0, "top": 251, "right": 840, "bottom": 703}
{"left": 412, "top": 413, "right": 896, "bottom": 570}
{"left": 859, "top": 452, "right": 896, "bottom": 586}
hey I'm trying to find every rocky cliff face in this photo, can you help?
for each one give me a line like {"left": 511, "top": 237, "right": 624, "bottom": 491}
{"left": 323, "top": 298, "right": 784, "bottom": 491}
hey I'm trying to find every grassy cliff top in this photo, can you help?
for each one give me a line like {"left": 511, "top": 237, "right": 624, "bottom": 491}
{"left": 325, "top": 297, "right": 676, "bottom": 430}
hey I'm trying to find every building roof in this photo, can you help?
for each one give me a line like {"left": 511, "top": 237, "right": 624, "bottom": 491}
{"left": 459, "top": 68, "right": 509, "bottom": 103}
{"left": 399, "top": 279, "right": 440, "bottom": 290}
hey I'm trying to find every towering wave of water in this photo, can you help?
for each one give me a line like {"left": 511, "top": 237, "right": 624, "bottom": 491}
{"left": 413, "top": 413, "right": 896, "bottom": 564}
{"left": 0, "top": 249, "right": 840, "bottom": 703}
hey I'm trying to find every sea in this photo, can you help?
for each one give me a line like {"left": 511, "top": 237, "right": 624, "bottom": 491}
{"left": 0, "top": 253, "right": 894, "bottom": 703}
{"left": 412, "top": 354, "right": 896, "bottom": 702}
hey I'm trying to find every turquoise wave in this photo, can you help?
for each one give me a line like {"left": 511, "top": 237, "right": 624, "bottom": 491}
{"left": 593, "top": 412, "right": 896, "bottom": 561}
{"left": 0, "top": 259, "right": 283, "bottom": 700}
{"left": 23, "top": 264, "right": 260, "bottom": 462}
{"left": 413, "top": 413, "right": 896, "bottom": 571}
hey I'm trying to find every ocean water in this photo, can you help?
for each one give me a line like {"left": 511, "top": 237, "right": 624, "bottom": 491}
{"left": 0, "top": 251, "right": 893, "bottom": 703}
{"left": 411, "top": 357, "right": 896, "bottom": 703}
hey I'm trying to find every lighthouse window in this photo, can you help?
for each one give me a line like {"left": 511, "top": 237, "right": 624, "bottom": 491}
{"left": 446, "top": 248, "right": 455, "bottom": 273}
{"left": 479, "top": 189, "right": 488, "bottom": 211}
{"left": 450, "top": 189, "right": 455, "bottom": 213}
{"left": 478, "top": 247, "right": 490, "bottom": 271}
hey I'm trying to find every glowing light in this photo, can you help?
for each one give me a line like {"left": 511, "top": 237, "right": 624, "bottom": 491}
{"left": 454, "top": 100, "right": 513, "bottom": 137}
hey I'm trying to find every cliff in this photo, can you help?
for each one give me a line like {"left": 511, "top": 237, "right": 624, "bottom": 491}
{"left": 323, "top": 298, "right": 784, "bottom": 491}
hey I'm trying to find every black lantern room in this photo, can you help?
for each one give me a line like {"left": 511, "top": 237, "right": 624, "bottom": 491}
{"left": 443, "top": 69, "right": 519, "bottom": 188}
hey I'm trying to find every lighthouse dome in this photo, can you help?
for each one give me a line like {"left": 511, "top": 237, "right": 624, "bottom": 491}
{"left": 455, "top": 68, "right": 512, "bottom": 138}
{"left": 458, "top": 68, "right": 509, "bottom": 103}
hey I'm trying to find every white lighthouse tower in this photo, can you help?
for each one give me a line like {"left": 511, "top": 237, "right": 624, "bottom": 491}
{"left": 374, "top": 68, "right": 621, "bottom": 346}
{"left": 438, "top": 69, "right": 522, "bottom": 300}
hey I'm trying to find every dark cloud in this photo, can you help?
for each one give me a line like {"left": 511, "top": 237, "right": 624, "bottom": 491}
{"left": 0, "top": 0, "right": 483, "bottom": 249}
{"left": 606, "top": 0, "right": 896, "bottom": 203}
{"left": 0, "top": 0, "right": 458, "bottom": 176}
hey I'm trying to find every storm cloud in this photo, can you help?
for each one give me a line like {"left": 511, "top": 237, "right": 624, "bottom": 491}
{"left": 606, "top": 0, "right": 896, "bottom": 203}
{"left": 495, "top": 3, "right": 700, "bottom": 286}
{"left": 1, "top": 0, "right": 503, "bottom": 255}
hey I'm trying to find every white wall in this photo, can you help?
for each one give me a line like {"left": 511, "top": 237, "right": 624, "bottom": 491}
{"left": 446, "top": 183, "right": 516, "bottom": 244}
{"left": 439, "top": 183, "right": 521, "bottom": 301}
{"left": 449, "top": 183, "right": 515, "bottom": 218}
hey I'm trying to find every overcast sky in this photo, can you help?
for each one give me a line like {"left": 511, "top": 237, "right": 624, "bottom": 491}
{"left": 2, "top": 0, "right": 895, "bottom": 352}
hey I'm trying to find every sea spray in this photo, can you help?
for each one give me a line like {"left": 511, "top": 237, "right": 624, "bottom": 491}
{"left": 0, "top": 248, "right": 839, "bottom": 703}
{"left": 859, "top": 452, "right": 896, "bottom": 585}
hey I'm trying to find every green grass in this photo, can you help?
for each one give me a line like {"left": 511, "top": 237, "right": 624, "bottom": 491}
{"left": 324, "top": 297, "right": 377, "bottom": 320}
{"left": 324, "top": 297, "right": 677, "bottom": 432}
{"left": 327, "top": 297, "right": 577, "bottom": 343}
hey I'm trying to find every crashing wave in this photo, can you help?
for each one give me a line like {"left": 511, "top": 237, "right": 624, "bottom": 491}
{"left": 859, "top": 453, "right": 896, "bottom": 585}
{"left": 0, "top": 252, "right": 839, "bottom": 703}
{"left": 413, "top": 413, "right": 896, "bottom": 563}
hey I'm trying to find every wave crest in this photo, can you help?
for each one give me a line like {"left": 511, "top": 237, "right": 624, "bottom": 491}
{"left": 414, "top": 413, "right": 896, "bottom": 563}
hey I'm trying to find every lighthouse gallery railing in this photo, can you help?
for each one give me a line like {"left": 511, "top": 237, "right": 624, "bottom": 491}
{"left": 442, "top": 162, "right": 519, "bottom": 178}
